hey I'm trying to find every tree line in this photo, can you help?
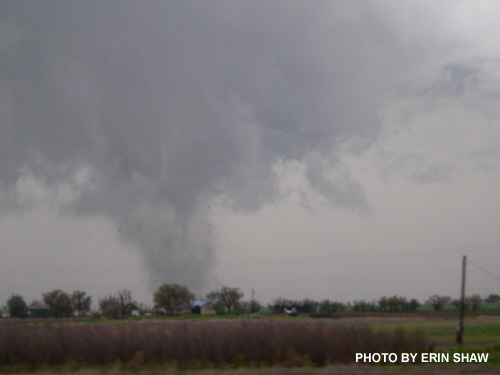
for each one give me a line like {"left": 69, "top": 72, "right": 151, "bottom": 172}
{"left": 3, "top": 284, "right": 251, "bottom": 319}
{"left": 272, "top": 293, "right": 495, "bottom": 315}
{"left": 6, "top": 290, "right": 92, "bottom": 318}
{"left": 3, "top": 284, "right": 498, "bottom": 318}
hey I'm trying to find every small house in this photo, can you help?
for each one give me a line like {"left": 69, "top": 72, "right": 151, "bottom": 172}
{"left": 28, "top": 307, "right": 49, "bottom": 318}
{"left": 192, "top": 300, "right": 216, "bottom": 315}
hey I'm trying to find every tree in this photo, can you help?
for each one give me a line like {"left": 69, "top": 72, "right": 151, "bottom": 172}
{"left": 378, "top": 296, "right": 389, "bottom": 312}
{"left": 386, "top": 295, "right": 409, "bottom": 312}
{"left": 137, "top": 302, "right": 152, "bottom": 315}
{"left": 375, "top": 296, "right": 418, "bottom": 313}
{"left": 206, "top": 286, "right": 243, "bottom": 314}
{"left": 100, "top": 295, "right": 121, "bottom": 319}
{"left": 469, "top": 294, "right": 483, "bottom": 311}
{"left": 249, "top": 299, "right": 262, "bottom": 314}
{"left": 71, "top": 290, "right": 92, "bottom": 317}
{"left": 301, "top": 298, "right": 319, "bottom": 313}
{"left": 28, "top": 300, "right": 49, "bottom": 318}
{"left": 272, "top": 297, "right": 294, "bottom": 314}
{"left": 451, "top": 298, "right": 471, "bottom": 312}
{"left": 154, "top": 283, "right": 194, "bottom": 315}
{"left": 485, "top": 294, "right": 500, "bottom": 303}
{"left": 233, "top": 300, "right": 261, "bottom": 315}
{"left": 116, "top": 289, "right": 137, "bottom": 318}
{"left": 235, "top": 301, "right": 250, "bottom": 315}
{"left": 352, "top": 300, "right": 377, "bottom": 312}
{"left": 319, "top": 299, "right": 345, "bottom": 314}
{"left": 408, "top": 298, "right": 421, "bottom": 312}
{"left": 7, "top": 294, "right": 28, "bottom": 318}
{"left": 452, "top": 295, "right": 482, "bottom": 312}
{"left": 43, "top": 290, "right": 74, "bottom": 318}
{"left": 99, "top": 289, "right": 137, "bottom": 319}
{"left": 29, "top": 300, "right": 46, "bottom": 309}
{"left": 426, "top": 295, "right": 451, "bottom": 311}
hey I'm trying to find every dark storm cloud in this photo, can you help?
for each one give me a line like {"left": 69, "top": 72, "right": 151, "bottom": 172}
{"left": 0, "top": 1, "right": 391, "bottom": 290}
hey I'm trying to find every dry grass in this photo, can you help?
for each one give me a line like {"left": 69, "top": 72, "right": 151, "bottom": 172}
{"left": 0, "top": 320, "right": 430, "bottom": 370}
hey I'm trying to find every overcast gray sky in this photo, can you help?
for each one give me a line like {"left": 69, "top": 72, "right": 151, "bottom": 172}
{"left": 1, "top": 1, "right": 499, "bottom": 308}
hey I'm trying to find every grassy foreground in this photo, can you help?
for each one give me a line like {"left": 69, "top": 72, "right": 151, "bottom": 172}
{"left": 332, "top": 314, "right": 500, "bottom": 363}
{"left": 0, "top": 315, "right": 499, "bottom": 374}
{"left": 0, "top": 319, "right": 428, "bottom": 370}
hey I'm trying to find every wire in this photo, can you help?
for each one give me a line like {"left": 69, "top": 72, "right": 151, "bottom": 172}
{"left": 208, "top": 244, "right": 500, "bottom": 267}
{"left": 232, "top": 268, "right": 459, "bottom": 286}
{"left": 468, "top": 259, "right": 500, "bottom": 282}
{"left": 1, "top": 244, "right": 499, "bottom": 274}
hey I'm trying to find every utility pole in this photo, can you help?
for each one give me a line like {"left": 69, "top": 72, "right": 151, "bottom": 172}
{"left": 456, "top": 255, "right": 467, "bottom": 345}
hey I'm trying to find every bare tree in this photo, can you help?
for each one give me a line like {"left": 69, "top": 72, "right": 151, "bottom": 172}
{"left": 71, "top": 290, "right": 92, "bottom": 317}
{"left": 99, "top": 289, "right": 136, "bottom": 319}
{"left": 426, "top": 295, "right": 451, "bottom": 311}
{"left": 116, "top": 289, "right": 136, "bottom": 318}
{"left": 206, "top": 286, "right": 243, "bottom": 314}
{"left": 43, "top": 290, "right": 74, "bottom": 318}
{"left": 452, "top": 295, "right": 482, "bottom": 312}
{"left": 469, "top": 294, "right": 483, "bottom": 311}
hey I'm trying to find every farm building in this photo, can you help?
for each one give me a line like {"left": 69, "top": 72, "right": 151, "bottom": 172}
{"left": 192, "top": 300, "right": 216, "bottom": 315}
{"left": 123, "top": 303, "right": 139, "bottom": 318}
{"left": 177, "top": 303, "right": 193, "bottom": 314}
{"left": 28, "top": 307, "right": 49, "bottom": 318}
{"left": 154, "top": 301, "right": 217, "bottom": 315}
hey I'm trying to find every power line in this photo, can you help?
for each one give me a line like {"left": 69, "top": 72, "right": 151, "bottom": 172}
{"left": 240, "top": 269, "right": 458, "bottom": 286}
{"left": 1, "top": 244, "right": 499, "bottom": 274}
{"left": 468, "top": 259, "right": 500, "bottom": 282}
{"left": 209, "top": 244, "right": 500, "bottom": 268}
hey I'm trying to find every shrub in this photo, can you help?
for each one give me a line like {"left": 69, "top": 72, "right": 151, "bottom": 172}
{"left": 213, "top": 301, "right": 226, "bottom": 316}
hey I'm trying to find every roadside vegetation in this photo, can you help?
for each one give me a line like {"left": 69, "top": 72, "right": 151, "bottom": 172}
{"left": 0, "top": 316, "right": 499, "bottom": 374}
{"left": 0, "top": 319, "right": 429, "bottom": 371}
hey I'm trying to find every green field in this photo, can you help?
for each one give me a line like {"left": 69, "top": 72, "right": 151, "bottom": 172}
{"left": 417, "top": 303, "right": 500, "bottom": 313}
{"left": 340, "top": 314, "right": 500, "bottom": 357}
